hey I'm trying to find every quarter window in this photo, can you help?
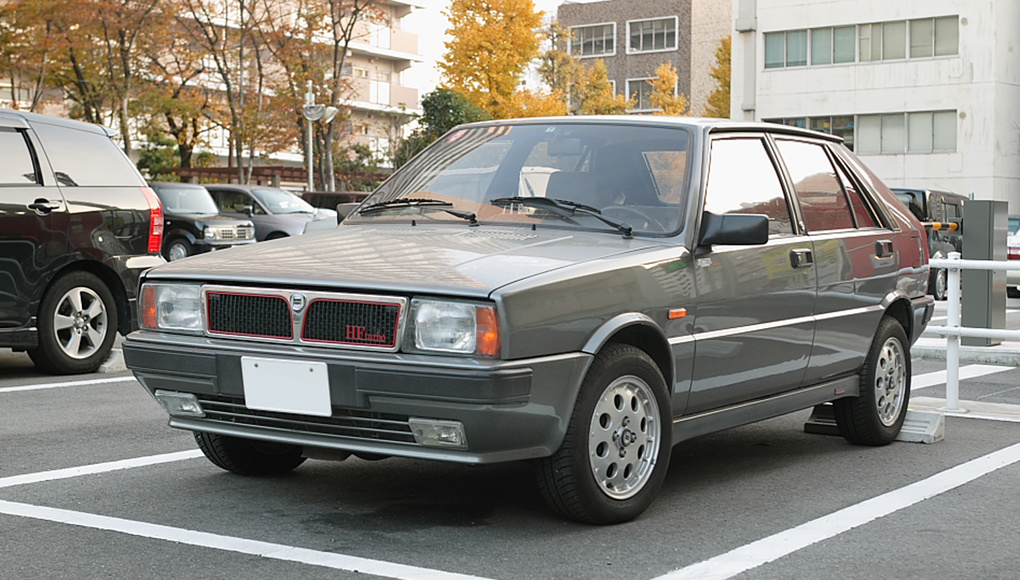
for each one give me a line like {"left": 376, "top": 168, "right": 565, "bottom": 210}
{"left": 628, "top": 17, "right": 678, "bottom": 53}
{"left": 30, "top": 122, "right": 142, "bottom": 187}
{"left": 0, "top": 129, "right": 38, "bottom": 185}
{"left": 705, "top": 138, "right": 792, "bottom": 236}
{"left": 570, "top": 23, "right": 615, "bottom": 57}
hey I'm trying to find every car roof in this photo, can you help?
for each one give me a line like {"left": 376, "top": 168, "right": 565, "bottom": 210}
{"left": 0, "top": 108, "right": 117, "bottom": 137}
{"left": 149, "top": 181, "right": 209, "bottom": 190}
{"left": 452, "top": 115, "right": 844, "bottom": 144}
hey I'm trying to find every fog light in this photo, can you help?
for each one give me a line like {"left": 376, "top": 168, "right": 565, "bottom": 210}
{"left": 409, "top": 418, "right": 467, "bottom": 449}
{"left": 154, "top": 390, "right": 205, "bottom": 418}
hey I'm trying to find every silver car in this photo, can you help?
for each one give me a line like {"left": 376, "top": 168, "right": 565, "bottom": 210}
{"left": 124, "top": 117, "right": 934, "bottom": 524}
{"left": 205, "top": 184, "right": 338, "bottom": 241}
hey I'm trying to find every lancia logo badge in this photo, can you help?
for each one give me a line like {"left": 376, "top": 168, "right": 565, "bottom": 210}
{"left": 290, "top": 293, "right": 307, "bottom": 312}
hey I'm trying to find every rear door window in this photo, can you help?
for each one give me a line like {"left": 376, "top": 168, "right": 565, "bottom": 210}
{"left": 775, "top": 139, "right": 855, "bottom": 232}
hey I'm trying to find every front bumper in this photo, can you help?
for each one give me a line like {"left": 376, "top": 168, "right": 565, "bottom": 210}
{"left": 193, "top": 238, "right": 257, "bottom": 254}
{"left": 123, "top": 331, "right": 591, "bottom": 464}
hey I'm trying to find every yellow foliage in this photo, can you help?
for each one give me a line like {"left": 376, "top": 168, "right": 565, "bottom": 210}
{"left": 439, "top": 0, "right": 544, "bottom": 118}
{"left": 704, "top": 35, "right": 731, "bottom": 118}
{"left": 649, "top": 63, "right": 690, "bottom": 116}
{"left": 577, "top": 60, "right": 632, "bottom": 115}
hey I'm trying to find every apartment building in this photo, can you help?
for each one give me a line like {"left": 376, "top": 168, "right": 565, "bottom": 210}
{"left": 557, "top": 0, "right": 731, "bottom": 115}
{"left": 731, "top": 0, "right": 1020, "bottom": 211}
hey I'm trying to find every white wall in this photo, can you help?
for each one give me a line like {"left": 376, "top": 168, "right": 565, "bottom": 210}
{"left": 731, "top": 0, "right": 1020, "bottom": 212}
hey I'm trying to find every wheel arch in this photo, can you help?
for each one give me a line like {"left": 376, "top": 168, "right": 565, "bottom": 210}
{"left": 165, "top": 229, "right": 198, "bottom": 246}
{"left": 881, "top": 293, "right": 914, "bottom": 343}
{"left": 581, "top": 313, "right": 674, "bottom": 388}
{"left": 49, "top": 260, "right": 132, "bottom": 336}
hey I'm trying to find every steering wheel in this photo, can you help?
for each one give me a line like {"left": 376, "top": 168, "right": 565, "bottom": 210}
{"left": 601, "top": 205, "right": 669, "bottom": 232}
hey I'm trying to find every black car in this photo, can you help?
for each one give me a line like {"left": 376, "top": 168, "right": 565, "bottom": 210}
{"left": 893, "top": 187, "right": 966, "bottom": 300}
{"left": 0, "top": 109, "right": 164, "bottom": 374}
{"left": 149, "top": 182, "right": 255, "bottom": 261}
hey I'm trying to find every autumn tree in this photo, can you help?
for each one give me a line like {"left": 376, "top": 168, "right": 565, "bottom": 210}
{"left": 703, "top": 35, "right": 731, "bottom": 118}
{"left": 575, "top": 60, "right": 632, "bottom": 115}
{"left": 0, "top": 2, "right": 52, "bottom": 111}
{"left": 394, "top": 88, "right": 490, "bottom": 168}
{"left": 649, "top": 63, "right": 690, "bottom": 116}
{"left": 439, "top": 0, "right": 562, "bottom": 119}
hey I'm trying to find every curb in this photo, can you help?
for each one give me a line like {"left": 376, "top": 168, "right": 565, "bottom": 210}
{"left": 98, "top": 349, "right": 127, "bottom": 374}
{"left": 912, "top": 344, "right": 1020, "bottom": 366}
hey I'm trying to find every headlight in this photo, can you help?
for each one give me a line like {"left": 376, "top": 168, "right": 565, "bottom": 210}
{"left": 140, "top": 283, "right": 204, "bottom": 332}
{"left": 203, "top": 226, "right": 215, "bottom": 240}
{"left": 408, "top": 299, "right": 500, "bottom": 357}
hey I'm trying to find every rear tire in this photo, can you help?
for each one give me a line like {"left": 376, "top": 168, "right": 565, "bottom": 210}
{"left": 194, "top": 432, "right": 305, "bottom": 475}
{"left": 833, "top": 317, "right": 910, "bottom": 446}
{"left": 29, "top": 271, "right": 118, "bottom": 375}
{"left": 536, "top": 344, "right": 671, "bottom": 524}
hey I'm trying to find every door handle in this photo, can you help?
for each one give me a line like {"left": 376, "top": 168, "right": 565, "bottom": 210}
{"left": 28, "top": 199, "right": 61, "bottom": 214}
{"left": 875, "top": 240, "right": 894, "bottom": 258}
{"left": 790, "top": 248, "right": 813, "bottom": 269}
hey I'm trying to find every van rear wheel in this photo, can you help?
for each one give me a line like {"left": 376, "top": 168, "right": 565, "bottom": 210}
{"left": 29, "top": 271, "right": 118, "bottom": 375}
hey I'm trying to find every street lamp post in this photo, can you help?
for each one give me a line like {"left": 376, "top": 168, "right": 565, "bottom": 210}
{"left": 301, "top": 81, "right": 339, "bottom": 192}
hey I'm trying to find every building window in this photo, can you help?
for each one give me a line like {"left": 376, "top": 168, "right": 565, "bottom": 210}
{"left": 910, "top": 16, "right": 959, "bottom": 58}
{"left": 370, "top": 71, "right": 391, "bottom": 105}
{"left": 627, "top": 17, "right": 678, "bottom": 53}
{"left": 627, "top": 78, "right": 655, "bottom": 111}
{"left": 764, "top": 30, "right": 807, "bottom": 68}
{"left": 570, "top": 23, "right": 615, "bottom": 58}
{"left": 857, "top": 110, "right": 956, "bottom": 154}
{"left": 811, "top": 26, "right": 856, "bottom": 65}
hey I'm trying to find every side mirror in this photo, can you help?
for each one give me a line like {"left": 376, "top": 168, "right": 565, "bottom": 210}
{"left": 242, "top": 205, "right": 254, "bottom": 217}
{"left": 698, "top": 212, "right": 770, "bottom": 246}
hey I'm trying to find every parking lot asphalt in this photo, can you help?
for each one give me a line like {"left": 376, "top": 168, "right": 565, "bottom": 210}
{"left": 2, "top": 297, "right": 1020, "bottom": 579}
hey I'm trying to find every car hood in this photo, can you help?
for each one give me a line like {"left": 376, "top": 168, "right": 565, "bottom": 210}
{"left": 165, "top": 212, "right": 251, "bottom": 225}
{"left": 146, "top": 224, "right": 667, "bottom": 297}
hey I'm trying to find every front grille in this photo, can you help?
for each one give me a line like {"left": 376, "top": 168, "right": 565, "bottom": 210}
{"left": 207, "top": 292, "right": 292, "bottom": 338}
{"left": 198, "top": 395, "right": 416, "bottom": 444}
{"left": 210, "top": 225, "right": 254, "bottom": 241}
{"left": 302, "top": 299, "right": 400, "bottom": 348}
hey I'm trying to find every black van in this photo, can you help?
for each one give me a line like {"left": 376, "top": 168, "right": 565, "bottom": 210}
{"left": 892, "top": 187, "right": 966, "bottom": 300}
{"left": 149, "top": 182, "right": 255, "bottom": 261}
{"left": 0, "top": 109, "right": 164, "bottom": 374}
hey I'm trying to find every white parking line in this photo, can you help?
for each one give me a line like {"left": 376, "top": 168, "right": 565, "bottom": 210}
{"left": 0, "top": 499, "right": 494, "bottom": 580}
{"left": 0, "top": 450, "right": 203, "bottom": 490}
{"left": 654, "top": 440, "right": 1020, "bottom": 580}
{"left": 0, "top": 376, "right": 136, "bottom": 393}
{"left": 912, "top": 364, "right": 1013, "bottom": 390}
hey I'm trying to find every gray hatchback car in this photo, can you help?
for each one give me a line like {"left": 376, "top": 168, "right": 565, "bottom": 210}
{"left": 204, "top": 184, "right": 338, "bottom": 241}
{"left": 124, "top": 117, "right": 934, "bottom": 524}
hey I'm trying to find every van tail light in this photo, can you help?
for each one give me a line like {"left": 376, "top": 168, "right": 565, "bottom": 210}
{"left": 141, "top": 187, "right": 164, "bottom": 254}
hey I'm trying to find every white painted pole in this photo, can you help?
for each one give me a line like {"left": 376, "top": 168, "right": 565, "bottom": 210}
{"left": 306, "top": 81, "right": 314, "bottom": 193}
{"left": 943, "top": 252, "right": 964, "bottom": 413}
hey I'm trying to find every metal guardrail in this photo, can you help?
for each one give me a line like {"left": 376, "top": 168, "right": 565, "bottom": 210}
{"left": 923, "top": 252, "right": 1020, "bottom": 412}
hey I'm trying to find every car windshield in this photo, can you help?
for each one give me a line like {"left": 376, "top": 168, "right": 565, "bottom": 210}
{"left": 154, "top": 186, "right": 220, "bottom": 214}
{"left": 349, "top": 122, "right": 692, "bottom": 235}
{"left": 250, "top": 188, "right": 316, "bottom": 214}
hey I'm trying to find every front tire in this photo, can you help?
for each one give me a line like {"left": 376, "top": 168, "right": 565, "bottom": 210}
{"left": 833, "top": 317, "right": 910, "bottom": 445}
{"left": 536, "top": 344, "right": 671, "bottom": 524}
{"left": 29, "top": 271, "right": 118, "bottom": 375}
{"left": 194, "top": 432, "right": 306, "bottom": 475}
{"left": 164, "top": 238, "right": 193, "bottom": 261}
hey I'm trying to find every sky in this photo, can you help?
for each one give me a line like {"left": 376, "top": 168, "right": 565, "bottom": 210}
{"left": 402, "top": 0, "right": 589, "bottom": 98}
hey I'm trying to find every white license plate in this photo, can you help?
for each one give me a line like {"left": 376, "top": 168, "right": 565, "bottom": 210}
{"left": 241, "top": 357, "right": 331, "bottom": 417}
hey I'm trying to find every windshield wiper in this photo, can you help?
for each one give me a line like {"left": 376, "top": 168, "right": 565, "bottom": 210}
{"left": 490, "top": 197, "right": 633, "bottom": 239}
{"left": 358, "top": 198, "right": 453, "bottom": 216}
